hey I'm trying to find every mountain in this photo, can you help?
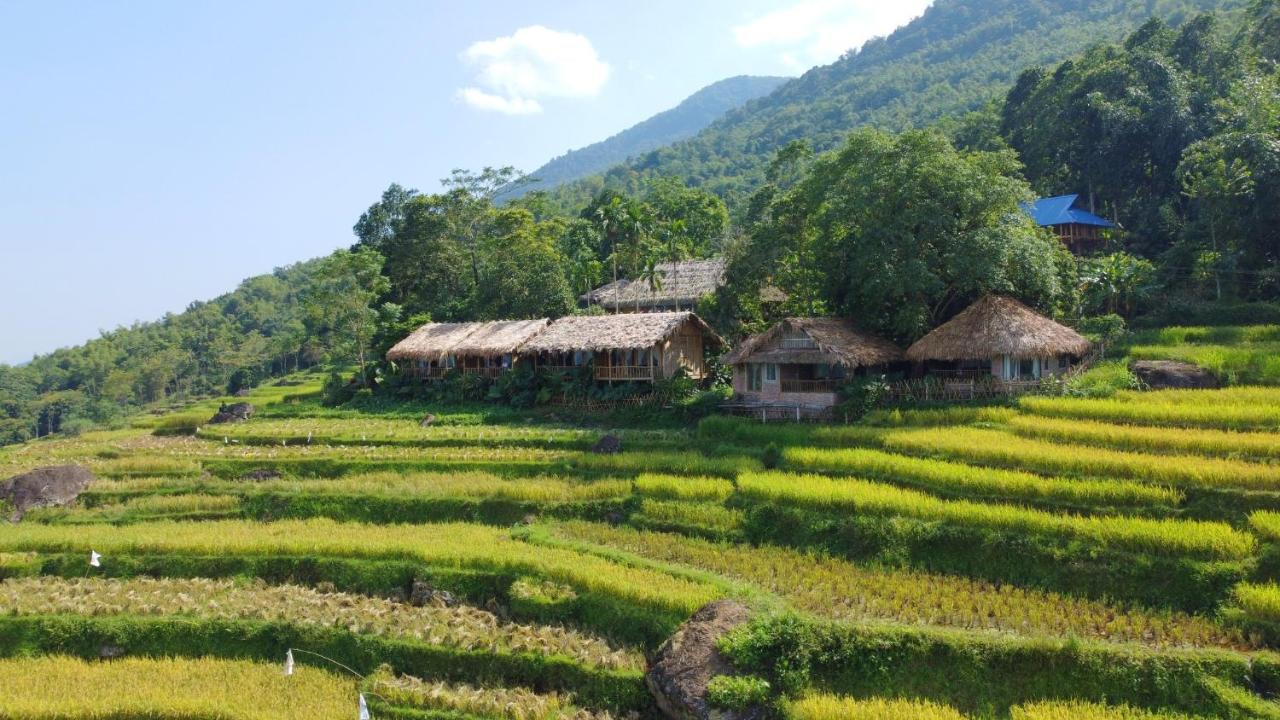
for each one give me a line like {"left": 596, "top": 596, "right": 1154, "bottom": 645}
{"left": 544, "top": 0, "right": 1244, "bottom": 211}
{"left": 501, "top": 75, "right": 789, "bottom": 200}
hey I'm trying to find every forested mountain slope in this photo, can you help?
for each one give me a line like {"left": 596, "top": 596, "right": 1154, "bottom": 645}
{"left": 500, "top": 75, "right": 788, "bottom": 201}
{"left": 547, "top": 0, "right": 1245, "bottom": 210}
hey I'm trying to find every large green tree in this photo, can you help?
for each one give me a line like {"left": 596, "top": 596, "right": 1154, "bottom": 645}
{"left": 303, "top": 248, "right": 391, "bottom": 385}
{"left": 733, "top": 129, "right": 1070, "bottom": 343}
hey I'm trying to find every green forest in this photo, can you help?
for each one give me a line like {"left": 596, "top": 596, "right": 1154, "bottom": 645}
{"left": 1, "top": 0, "right": 1277, "bottom": 445}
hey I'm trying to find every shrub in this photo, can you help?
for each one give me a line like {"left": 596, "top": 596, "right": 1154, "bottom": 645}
{"left": 761, "top": 442, "right": 781, "bottom": 470}
{"left": 706, "top": 674, "right": 772, "bottom": 711}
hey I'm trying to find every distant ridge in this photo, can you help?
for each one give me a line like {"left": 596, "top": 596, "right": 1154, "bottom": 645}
{"left": 500, "top": 75, "right": 789, "bottom": 200}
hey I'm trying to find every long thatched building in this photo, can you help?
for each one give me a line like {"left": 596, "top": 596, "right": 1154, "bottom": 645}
{"left": 723, "top": 318, "right": 904, "bottom": 410}
{"left": 386, "top": 319, "right": 549, "bottom": 379}
{"left": 905, "top": 295, "right": 1091, "bottom": 383}
{"left": 520, "top": 311, "right": 723, "bottom": 382}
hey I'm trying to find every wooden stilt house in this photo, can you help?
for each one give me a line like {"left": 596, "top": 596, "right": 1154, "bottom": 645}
{"left": 905, "top": 295, "right": 1091, "bottom": 389}
{"left": 723, "top": 318, "right": 904, "bottom": 411}
{"left": 519, "top": 311, "right": 723, "bottom": 382}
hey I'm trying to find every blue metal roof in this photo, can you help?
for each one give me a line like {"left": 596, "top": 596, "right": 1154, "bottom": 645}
{"left": 1021, "top": 194, "right": 1115, "bottom": 228}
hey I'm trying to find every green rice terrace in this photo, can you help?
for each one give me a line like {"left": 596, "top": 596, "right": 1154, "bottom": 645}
{"left": 5, "top": 329, "right": 1280, "bottom": 719}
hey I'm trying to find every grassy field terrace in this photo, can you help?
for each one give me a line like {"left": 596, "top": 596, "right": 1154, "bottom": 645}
{"left": 5, "top": 349, "right": 1280, "bottom": 718}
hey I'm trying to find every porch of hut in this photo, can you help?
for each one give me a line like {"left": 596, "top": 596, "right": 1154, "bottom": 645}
{"left": 723, "top": 318, "right": 904, "bottom": 413}
{"left": 904, "top": 295, "right": 1092, "bottom": 396}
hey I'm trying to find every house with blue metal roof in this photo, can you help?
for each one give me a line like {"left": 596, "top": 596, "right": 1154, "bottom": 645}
{"left": 1021, "top": 194, "right": 1116, "bottom": 255}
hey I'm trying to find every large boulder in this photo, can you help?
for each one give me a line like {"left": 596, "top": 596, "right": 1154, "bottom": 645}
{"left": 646, "top": 600, "right": 760, "bottom": 720}
{"left": 0, "top": 465, "right": 96, "bottom": 522}
{"left": 1131, "top": 360, "right": 1219, "bottom": 390}
{"left": 208, "top": 402, "right": 255, "bottom": 424}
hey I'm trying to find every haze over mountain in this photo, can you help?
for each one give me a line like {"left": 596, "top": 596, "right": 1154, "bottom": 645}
{"left": 544, "top": 0, "right": 1246, "bottom": 210}
{"left": 500, "top": 75, "right": 789, "bottom": 201}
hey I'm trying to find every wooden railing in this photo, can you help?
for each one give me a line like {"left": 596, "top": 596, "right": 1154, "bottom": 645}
{"left": 780, "top": 379, "right": 839, "bottom": 394}
{"left": 595, "top": 365, "right": 656, "bottom": 382}
{"left": 407, "top": 366, "right": 506, "bottom": 380}
{"left": 883, "top": 376, "right": 1042, "bottom": 403}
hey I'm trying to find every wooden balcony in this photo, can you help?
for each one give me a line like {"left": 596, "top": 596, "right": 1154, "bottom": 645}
{"left": 595, "top": 365, "right": 656, "bottom": 382}
{"left": 780, "top": 379, "right": 838, "bottom": 394}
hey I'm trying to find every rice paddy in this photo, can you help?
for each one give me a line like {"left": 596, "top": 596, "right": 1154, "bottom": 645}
{"left": 6, "top": 338, "right": 1280, "bottom": 718}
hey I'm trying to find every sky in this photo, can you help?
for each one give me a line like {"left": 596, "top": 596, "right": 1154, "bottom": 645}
{"left": 0, "top": 0, "right": 931, "bottom": 365}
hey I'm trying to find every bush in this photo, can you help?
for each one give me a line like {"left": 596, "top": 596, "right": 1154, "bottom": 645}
{"left": 837, "top": 376, "right": 890, "bottom": 420}
{"left": 321, "top": 372, "right": 357, "bottom": 407}
{"left": 706, "top": 674, "right": 772, "bottom": 710}
{"left": 1062, "top": 361, "right": 1141, "bottom": 398}
{"left": 761, "top": 442, "right": 781, "bottom": 470}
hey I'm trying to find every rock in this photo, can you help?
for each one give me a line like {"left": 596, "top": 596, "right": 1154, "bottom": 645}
{"left": 240, "top": 468, "right": 282, "bottom": 482}
{"left": 592, "top": 434, "right": 622, "bottom": 454}
{"left": 234, "top": 388, "right": 252, "bottom": 397}
{"left": 0, "top": 465, "right": 96, "bottom": 522}
{"left": 409, "top": 580, "right": 457, "bottom": 608}
{"left": 646, "top": 600, "right": 757, "bottom": 720}
{"left": 208, "top": 402, "right": 255, "bottom": 424}
{"left": 1131, "top": 360, "right": 1220, "bottom": 390}
{"left": 420, "top": 414, "right": 437, "bottom": 428}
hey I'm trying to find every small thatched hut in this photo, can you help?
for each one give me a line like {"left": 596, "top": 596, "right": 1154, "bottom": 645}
{"left": 905, "top": 295, "right": 1091, "bottom": 382}
{"left": 582, "top": 258, "right": 728, "bottom": 313}
{"left": 520, "top": 311, "right": 723, "bottom": 382}
{"left": 386, "top": 319, "right": 548, "bottom": 379}
{"left": 723, "top": 318, "right": 904, "bottom": 408}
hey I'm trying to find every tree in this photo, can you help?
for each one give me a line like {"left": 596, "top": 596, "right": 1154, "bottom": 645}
{"left": 1078, "top": 252, "right": 1157, "bottom": 318}
{"left": 303, "top": 248, "right": 390, "bottom": 385}
{"left": 1178, "top": 138, "right": 1255, "bottom": 299}
{"left": 753, "top": 128, "right": 1068, "bottom": 342}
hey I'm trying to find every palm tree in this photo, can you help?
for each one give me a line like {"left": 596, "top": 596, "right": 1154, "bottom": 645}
{"left": 637, "top": 255, "right": 664, "bottom": 313}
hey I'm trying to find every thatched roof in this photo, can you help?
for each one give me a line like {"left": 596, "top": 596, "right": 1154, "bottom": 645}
{"left": 905, "top": 295, "right": 1091, "bottom": 361}
{"left": 450, "top": 319, "right": 549, "bottom": 358}
{"left": 386, "top": 320, "right": 549, "bottom": 361}
{"left": 581, "top": 258, "right": 726, "bottom": 310}
{"left": 521, "top": 312, "right": 724, "bottom": 353}
{"left": 723, "top": 318, "right": 903, "bottom": 367}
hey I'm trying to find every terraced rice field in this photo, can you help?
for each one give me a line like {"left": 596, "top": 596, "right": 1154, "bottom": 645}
{"left": 6, "top": 371, "right": 1280, "bottom": 717}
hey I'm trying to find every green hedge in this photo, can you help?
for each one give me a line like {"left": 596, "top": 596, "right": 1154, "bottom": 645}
{"left": 720, "top": 613, "right": 1268, "bottom": 718}
{"left": 737, "top": 504, "right": 1249, "bottom": 612}
{"left": 0, "top": 615, "right": 649, "bottom": 715}
{"left": 238, "top": 492, "right": 637, "bottom": 527}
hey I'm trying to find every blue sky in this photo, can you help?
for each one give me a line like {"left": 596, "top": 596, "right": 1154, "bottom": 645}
{"left": 0, "top": 0, "right": 930, "bottom": 364}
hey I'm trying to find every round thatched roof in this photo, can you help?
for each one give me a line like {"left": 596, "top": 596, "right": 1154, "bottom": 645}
{"left": 905, "top": 295, "right": 1091, "bottom": 361}
{"left": 723, "top": 317, "right": 903, "bottom": 367}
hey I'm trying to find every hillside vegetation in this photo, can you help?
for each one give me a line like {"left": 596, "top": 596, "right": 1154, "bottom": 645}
{"left": 543, "top": 0, "right": 1246, "bottom": 211}
{"left": 499, "top": 75, "right": 789, "bottom": 201}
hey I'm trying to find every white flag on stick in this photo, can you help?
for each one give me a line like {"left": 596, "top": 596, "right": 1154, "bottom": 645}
{"left": 283, "top": 649, "right": 294, "bottom": 677}
{"left": 358, "top": 693, "right": 371, "bottom": 720}
{"left": 89, "top": 551, "right": 102, "bottom": 568}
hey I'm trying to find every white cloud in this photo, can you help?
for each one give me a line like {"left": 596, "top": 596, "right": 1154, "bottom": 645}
{"left": 457, "top": 25, "right": 610, "bottom": 115}
{"left": 734, "top": 0, "right": 933, "bottom": 67}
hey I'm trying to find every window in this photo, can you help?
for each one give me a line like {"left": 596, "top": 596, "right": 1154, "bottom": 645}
{"left": 747, "top": 364, "right": 763, "bottom": 392}
{"left": 765, "top": 364, "right": 777, "bottom": 382}
{"left": 1058, "top": 356, "right": 1069, "bottom": 371}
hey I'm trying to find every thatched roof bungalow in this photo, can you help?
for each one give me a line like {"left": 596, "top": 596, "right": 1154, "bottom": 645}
{"left": 905, "top": 295, "right": 1090, "bottom": 382}
{"left": 724, "top": 318, "right": 904, "bottom": 409}
{"left": 386, "top": 319, "right": 548, "bottom": 379}
{"left": 582, "top": 258, "right": 727, "bottom": 312}
{"left": 521, "top": 311, "right": 724, "bottom": 382}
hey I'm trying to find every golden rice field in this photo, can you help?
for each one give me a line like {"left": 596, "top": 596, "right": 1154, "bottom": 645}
{"left": 0, "top": 656, "right": 357, "bottom": 719}
{"left": 6, "top": 360, "right": 1280, "bottom": 717}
